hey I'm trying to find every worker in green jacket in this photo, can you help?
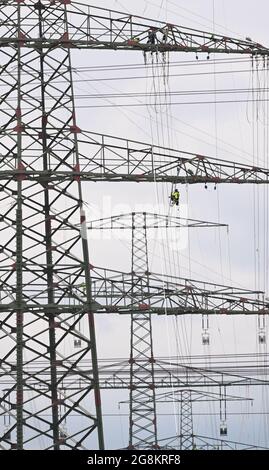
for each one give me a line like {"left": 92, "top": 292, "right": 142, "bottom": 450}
{"left": 170, "top": 189, "right": 180, "bottom": 206}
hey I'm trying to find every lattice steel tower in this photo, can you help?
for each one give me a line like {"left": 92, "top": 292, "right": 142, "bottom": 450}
{"left": 0, "top": 1, "right": 103, "bottom": 450}
{"left": 87, "top": 212, "right": 227, "bottom": 448}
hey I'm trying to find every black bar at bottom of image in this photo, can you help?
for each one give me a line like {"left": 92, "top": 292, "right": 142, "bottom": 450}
{"left": 0, "top": 450, "right": 268, "bottom": 467}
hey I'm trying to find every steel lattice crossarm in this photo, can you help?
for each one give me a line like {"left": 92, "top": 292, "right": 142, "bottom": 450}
{"left": 97, "top": 358, "right": 269, "bottom": 389}
{"left": 1, "top": 1, "right": 269, "bottom": 56}
{"left": 3, "top": 130, "right": 269, "bottom": 184}
{"left": 1, "top": 354, "right": 269, "bottom": 389}
{"left": 0, "top": 266, "right": 267, "bottom": 315}
{"left": 119, "top": 389, "right": 253, "bottom": 404}
{"left": 88, "top": 267, "right": 268, "bottom": 315}
{"left": 86, "top": 212, "right": 228, "bottom": 230}
{"left": 141, "top": 389, "right": 253, "bottom": 403}
{"left": 75, "top": 131, "right": 269, "bottom": 184}
{"left": 157, "top": 434, "right": 269, "bottom": 451}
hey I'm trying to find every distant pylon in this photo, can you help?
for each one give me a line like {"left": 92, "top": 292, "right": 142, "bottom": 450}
{"left": 87, "top": 211, "right": 228, "bottom": 449}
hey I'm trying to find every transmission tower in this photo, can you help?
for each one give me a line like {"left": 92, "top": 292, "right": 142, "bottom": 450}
{"left": 1, "top": 1, "right": 269, "bottom": 450}
{"left": 0, "top": 0, "right": 105, "bottom": 450}
{"left": 119, "top": 387, "right": 255, "bottom": 450}
{"left": 88, "top": 211, "right": 229, "bottom": 448}
{"left": 156, "top": 389, "right": 232, "bottom": 449}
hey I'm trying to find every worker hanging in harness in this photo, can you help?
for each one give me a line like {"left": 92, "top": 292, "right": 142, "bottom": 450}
{"left": 147, "top": 28, "right": 156, "bottom": 45}
{"left": 170, "top": 189, "right": 180, "bottom": 206}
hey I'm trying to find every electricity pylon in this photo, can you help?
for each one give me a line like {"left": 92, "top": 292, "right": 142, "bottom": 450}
{"left": 119, "top": 388, "right": 253, "bottom": 450}
{"left": 1, "top": 0, "right": 269, "bottom": 450}
{"left": 0, "top": 0, "right": 105, "bottom": 451}
{"left": 88, "top": 211, "right": 227, "bottom": 448}
{"left": 151, "top": 388, "right": 237, "bottom": 449}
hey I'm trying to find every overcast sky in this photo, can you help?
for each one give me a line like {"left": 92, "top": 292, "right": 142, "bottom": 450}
{"left": 69, "top": 1, "right": 269, "bottom": 449}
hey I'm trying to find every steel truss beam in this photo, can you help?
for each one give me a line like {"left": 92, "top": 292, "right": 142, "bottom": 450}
{"left": 119, "top": 388, "right": 252, "bottom": 405}
{"left": 92, "top": 357, "right": 269, "bottom": 389}
{"left": 89, "top": 267, "right": 267, "bottom": 315}
{"left": 2, "top": 130, "right": 269, "bottom": 184}
{"left": 87, "top": 212, "right": 228, "bottom": 230}
{"left": 0, "top": 266, "right": 267, "bottom": 315}
{"left": 1, "top": 355, "right": 269, "bottom": 389}
{"left": 133, "top": 388, "right": 253, "bottom": 405}
{"left": 1, "top": 2, "right": 269, "bottom": 56}
{"left": 158, "top": 433, "right": 269, "bottom": 450}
